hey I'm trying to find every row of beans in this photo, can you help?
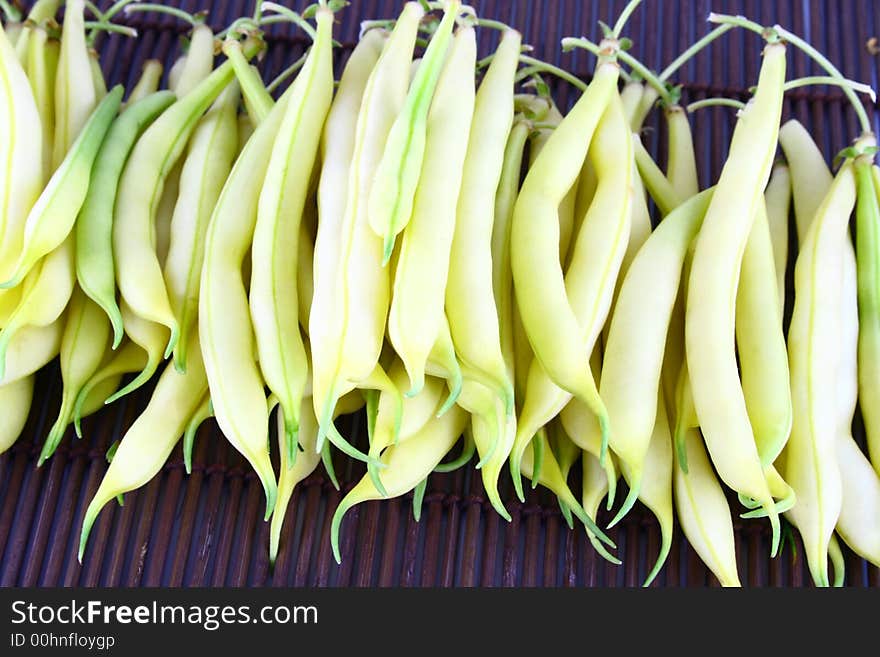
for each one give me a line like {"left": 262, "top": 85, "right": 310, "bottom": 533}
{"left": 1, "top": 0, "right": 878, "bottom": 587}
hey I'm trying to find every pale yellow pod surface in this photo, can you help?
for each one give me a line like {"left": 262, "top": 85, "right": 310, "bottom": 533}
{"left": 0, "top": 375, "right": 34, "bottom": 454}
{"left": 673, "top": 428, "right": 741, "bottom": 587}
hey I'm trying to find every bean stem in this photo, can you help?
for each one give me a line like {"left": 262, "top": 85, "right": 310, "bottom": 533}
{"left": 517, "top": 55, "right": 588, "bottom": 92}
{"left": 773, "top": 23, "right": 873, "bottom": 134}
{"left": 563, "top": 36, "right": 668, "bottom": 103}
{"left": 0, "top": 0, "right": 21, "bottom": 21}
{"left": 84, "top": 20, "right": 138, "bottom": 39}
{"left": 266, "top": 50, "right": 309, "bottom": 93}
{"left": 659, "top": 24, "right": 733, "bottom": 82}
{"left": 686, "top": 97, "right": 746, "bottom": 113}
{"left": 123, "top": 4, "right": 201, "bottom": 26}
{"left": 261, "top": 2, "right": 318, "bottom": 42}
{"left": 707, "top": 13, "right": 777, "bottom": 41}
{"left": 611, "top": 0, "right": 643, "bottom": 39}
{"left": 103, "top": 0, "right": 138, "bottom": 22}
{"left": 784, "top": 75, "right": 876, "bottom": 102}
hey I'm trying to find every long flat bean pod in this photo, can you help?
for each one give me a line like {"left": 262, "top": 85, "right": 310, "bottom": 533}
{"left": 115, "top": 37, "right": 260, "bottom": 357}
{"left": 0, "top": 375, "right": 34, "bottom": 454}
{"left": 857, "top": 162, "right": 880, "bottom": 471}
{"left": 601, "top": 189, "right": 713, "bottom": 523}
{"left": 0, "top": 315, "right": 64, "bottom": 387}
{"left": 78, "top": 332, "right": 208, "bottom": 561}
{"left": 312, "top": 8, "right": 422, "bottom": 459}
{"left": 764, "top": 162, "right": 791, "bottom": 311}
{"left": 388, "top": 24, "right": 476, "bottom": 398}
{"left": 251, "top": 6, "right": 334, "bottom": 461}
{"left": 164, "top": 82, "right": 238, "bottom": 372}
{"left": 368, "top": 1, "right": 460, "bottom": 260}
{"left": 1, "top": 86, "right": 123, "bottom": 290}
{"left": 445, "top": 28, "right": 520, "bottom": 419}
{"left": 0, "top": 22, "right": 43, "bottom": 278}
{"left": 784, "top": 160, "right": 856, "bottom": 587}
{"left": 78, "top": 90, "right": 177, "bottom": 347}
{"left": 685, "top": 41, "right": 786, "bottom": 552}
{"left": 40, "top": 287, "right": 111, "bottom": 463}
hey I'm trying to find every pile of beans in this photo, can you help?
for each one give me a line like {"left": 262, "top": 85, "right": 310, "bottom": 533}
{"left": 1, "top": 0, "right": 878, "bottom": 587}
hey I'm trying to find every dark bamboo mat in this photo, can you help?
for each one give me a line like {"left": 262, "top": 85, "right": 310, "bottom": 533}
{"left": 1, "top": 0, "right": 879, "bottom": 588}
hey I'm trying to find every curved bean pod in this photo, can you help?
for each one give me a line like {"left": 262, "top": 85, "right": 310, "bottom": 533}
{"left": 368, "top": 1, "right": 460, "bottom": 259}
{"left": 764, "top": 162, "right": 791, "bottom": 311}
{"left": 74, "top": 341, "right": 144, "bottom": 436}
{"left": 673, "top": 428, "right": 741, "bottom": 586}
{"left": 1, "top": 85, "right": 122, "bottom": 289}
{"left": 388, "top": 24, "right": 476, "bottom": 397}
{"left": 778, "top": 119, "right": 832, "bottom": 244}
{"left": 601, "top": 189, "right": 714, "bottom": 523}
{"left": 251, "top": 7, "right": 334, "bottom": 458}
{"left": 126, "top": 60, "right": 164, "bottom": 105}
{"left": 685, "top": 42, "right": 786, "bottom": 553}
{"left": 330, "top": 404, "right": 468, "bottom": 564}
{"left": 510, "top": 63, "right": 630, "bottom": 497}
{"left": 858, "top": 163, "right": 880, "bottom": 471}
{"left": 164, "top": 82, "right": 238, "bottom": 372}
{"left": 0, "top": 22, "right": 43, "bottom": 276}
{"left": 40, "top": 288, "right": 111, "bottom": 464}
{"left": 77, "top": 90, "right": 176, "bottom": 348}
{"left": 78, "top": 332, "right": 208, "bottom": 562}
{"left": 114, "top": 39, "right": 257, "bottom": 357}
{"left": 736, "top": 197, "right": 792, "bottom": 467}
{"left": 311, "top": 11, "right": 419, "bottom": 458}
{"left": 104, "top": 300, "right": 166, "bottom": 404}
{"left": 25, "top": 26, "right": 57, "bottom": 182}
{"left": 784, "top": 160, "right": 856, "bottom": 587}
{"left": 445, "top": 28, "right": 520, "bottom": 418}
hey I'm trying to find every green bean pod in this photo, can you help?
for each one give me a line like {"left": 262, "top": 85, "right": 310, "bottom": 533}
{"left": 510, "top": 58, "right": 629, "bottom": 496}
{"left": 114, "top": 37, "right": 258, "bottom": 357}
{"left": 52, "top": 0, "right": 96, "bottom": 169}
{"left": 331, "top": 404, "right": 468, "bottom": 564}
{"left": 11, "top": 0, "right": 58, "bottom": 62}
{"left": 251, "top": 7, "right": 334, "bottom": 460}
{"left": 368, "top": 1, "right": 460, "bottom": 260}
{"left": 549, "top": 420, "right": 581, "bottom": 528}
{"left": 0, "top": 375, "right": 34, "bottom": 454}
{"left": 164, "top": 82, "right": 239, "bottom": 372}
{"left": 736, "top": 197, "right": 792, "bottom": 467}
{"left": 312, "top": 10, "right": 421, "bottom": 459}
{"left": 39, "top": 287, "right": 111, "bottom": 464}
{"left": 673, "top": 427, "right": 741, "bottom": 586}
{"left": 601, "top": 189, "right": 714, "bottom": 524}
{"left": 388, "top": 24, "right": 476, "bottom": 398}
{"left": 493, "top": 119, "right": 530, "bottom": 375}
{"left": 764, "top": 162, "right": 791, "bottom": 311}
{"left": 73, "top": 339, "right": 147, "bottom": 437}
{"left": 173, "top": 24, "right": 216, "bottom": 98}
{"left": 445, "top": 28, "right": 520, "bottom": 419}
{"left": 78, "top": 332, "right": 208, "bottom": 562}
{"left": 182, "top": 393, "right": 212, "bottom": 475}
{"left": 77, "top": 90, "right": 177, "bottom": 348}
{"left": 0, "top": 85, "right": 123, "bottom": 290}
{"left": 858, "top": 162, "right": 880, "bottom": 471}
{"left": 0, "top": 22, "right": 44, "bottom": 278}
{"left": 619, "top": 390, "right": 673, "bottom": 587}
{"left": 685, "top": 42, "right": 786, "bottom": 553}
{"left": 784, "top": 160, "right": 856, "bottom": 587}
